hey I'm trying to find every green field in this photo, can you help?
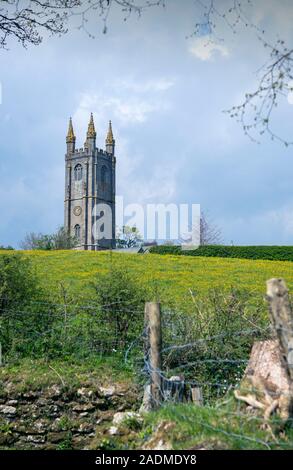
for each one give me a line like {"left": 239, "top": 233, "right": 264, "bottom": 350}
{"left": 2, "top": 249, "right": 292, "bottom": 306}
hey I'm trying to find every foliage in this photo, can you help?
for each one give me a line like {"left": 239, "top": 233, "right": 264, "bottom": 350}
{"left": 20, "top": 227, "right": 77, "bottom": 250}
{"left": 150, "top": 244, "right": 293, "bottom": 262}
{"left": 0, "top": 254, "right": 55, "bottom": 359}
{"left": 52, "top": 227, "right": 78, "bottom": 250}
{"left": 161, "top": 288, "right": 267, "bottom": 398}
{"left": 0, "top": 246, "right": 14, "bottom": 250}
{"left": 94, "top": 267, "right": 146, "bottom": 347}
{"left": 116, "top": 225, "right": 142, "bottom": 248}
{"left": 0, "top": 254, "right": 39, "bottom": 313}
{"left": 20, "top": 232, "right": 54, "bottom": 250}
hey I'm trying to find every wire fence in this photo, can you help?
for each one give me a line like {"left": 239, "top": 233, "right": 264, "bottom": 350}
{"left": 138, "top": 280, "right": 293, "bottom": 449}
{"left": 0, "top": 296, "right": 145, "bottom": 363}
{"left": 142, "top": 317, "right": 271, "bottom": 401}
{"left": 1, "top": 279, "right": 293, "bottom": 449}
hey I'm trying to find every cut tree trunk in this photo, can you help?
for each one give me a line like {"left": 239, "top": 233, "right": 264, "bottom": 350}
{"left": 244, "top": 339, "right": 290, "bottom": 396}
{"left": 236, "top": 339, "right": 291, "bottom": 421}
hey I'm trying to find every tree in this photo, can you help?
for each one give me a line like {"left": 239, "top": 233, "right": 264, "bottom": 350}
{"left": 116, "top": 225, "right": 142, "bottom": 248}
{"left": 186, "top": 0, "right": 293, "bottom": 146}
{"left": 179, "top": 211, "right": 222, "bottom": 246}
{"left": 20, "top": 232, "right": 53, "bottom": 250}
{"left": 52, "top": 226, "right": 78, "bottom": 249}
{"left": 0, "top": 0, "right": 164, "bottom": 49}
{"left": 200, "top": 211, "right": 222, "bottom": 245}
{"left": 20, "top": 226, "right": 77, "bottom": 250}
{"left": 0, "top": 0, "right": 73, "bottom": 48}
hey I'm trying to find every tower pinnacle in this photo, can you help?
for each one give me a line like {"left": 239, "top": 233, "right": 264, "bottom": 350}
{"left": 105, "top": 120, "right": 115, "bottom": 154}
{"left": 87, "top": 113, "right": 96, "bottom": 139}
{"left": 66, "top": 117, "right": 76, "bottom": 144}
{"left": 106, "top": 120, "right": 114, "bottom": 144}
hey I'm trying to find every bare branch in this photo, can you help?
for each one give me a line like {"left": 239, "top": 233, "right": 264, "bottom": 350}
{"left": 192, "top": 0, "right": 293, "bottom": 146}
{"left": 0, "top": 0, "right": 165, "bottom": 48}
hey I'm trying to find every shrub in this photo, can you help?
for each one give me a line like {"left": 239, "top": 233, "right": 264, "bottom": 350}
{"left": 0, "top": 254, "right": 55, "bottom": 360}
{"left": 161, "top": 288, "right": 268, "bottom": 400}
{"left": 0, "top": 254, "right": 37, "bottom": 309}
{"left": 150, "top": 245, "right": 293, "bottom": 262}
{"left": 93, "top": 267, "right": 146, "bottom": 348}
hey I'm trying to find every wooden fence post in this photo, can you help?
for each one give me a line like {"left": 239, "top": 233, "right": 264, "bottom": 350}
{"left": 145, "top": 302, "right": 163, "bottom": 408}
{"left": 144, "top": 302, "right": 150, "bottom": 359}
{"left": 191, "top": 387, "right": 203, "bottom": 406}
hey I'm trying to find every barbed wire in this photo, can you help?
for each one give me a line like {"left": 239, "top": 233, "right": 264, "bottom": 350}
{"left": 1, "top": 288, "right": 292, "bottom": 449}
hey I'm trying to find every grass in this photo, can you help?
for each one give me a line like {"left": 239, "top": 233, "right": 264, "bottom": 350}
{"left": 1, "top": 250, "right": 293, "bottom": 308}
{"left": 0, "top": 356, "right": 134, "bottom": 392}
{"left": 140, "top": 401, "right": 293, "bottom": 450}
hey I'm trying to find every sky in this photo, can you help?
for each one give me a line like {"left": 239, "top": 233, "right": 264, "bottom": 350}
{"left": 1, "top": 0, "right": 293, "bottom": 247}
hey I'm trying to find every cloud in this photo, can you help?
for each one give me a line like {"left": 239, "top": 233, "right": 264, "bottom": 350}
{"left": 189, "top": 38, "right": 230, "bottom": 61}
{"left": 0, "top": 164, "right": 64, "bottom": 247}
{"left": 72, "top": 92, "right": 170, "bottom": 134}
{"left": 220, "top": 203, "right": 293, "bottom": 245}
{"left": 113, "top": 77, "right": 176, "bottom": 93}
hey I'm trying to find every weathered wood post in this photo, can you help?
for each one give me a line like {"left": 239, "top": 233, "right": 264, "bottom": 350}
{"left": 191, "top": 387, "right": 203, "bottom": 406}
{"left": 266, "top": 279, "right": 293, "bottom": 380}
{"left": 146, "top": 302, "right": 163, "bottom": 408}
{"left": 139, "top": 304, "right": 152, "bottom": 413}
{"left": 143, "top": 302, "right": 150, "bottom": 360}
{"left": 266, "top": 278, "right": 293, "bottom": 419}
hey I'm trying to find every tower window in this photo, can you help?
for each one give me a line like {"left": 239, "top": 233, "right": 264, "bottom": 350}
{"left": 74, "top": 164, "right": 83, "bottom": 181}
{"left": 74, "top": 224, "right": 81, "bottom": 240}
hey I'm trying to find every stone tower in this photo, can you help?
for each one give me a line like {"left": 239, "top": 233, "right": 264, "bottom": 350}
{"left": 64, "top": 114, "right": 116, "bottom": 250}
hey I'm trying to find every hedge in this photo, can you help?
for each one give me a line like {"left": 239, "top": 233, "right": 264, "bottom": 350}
{"left": 149, "top": 245, "right": 293, "bottom": 262}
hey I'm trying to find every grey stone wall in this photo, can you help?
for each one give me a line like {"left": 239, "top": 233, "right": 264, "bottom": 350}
{"left": 0, "top": 382, "right": 138, "bottom": 450}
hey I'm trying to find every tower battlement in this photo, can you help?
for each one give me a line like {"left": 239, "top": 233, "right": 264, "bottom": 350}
{"left": 69, "top": 147, "right": 114, "bottom": 157}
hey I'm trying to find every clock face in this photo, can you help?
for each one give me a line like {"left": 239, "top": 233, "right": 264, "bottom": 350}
{"left": 73, "top": 206, "right": 82, "bottom": 216}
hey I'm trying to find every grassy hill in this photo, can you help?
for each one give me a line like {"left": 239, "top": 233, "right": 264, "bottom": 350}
{"left": 2, "top": 249, "right": 293, "bottom": 307}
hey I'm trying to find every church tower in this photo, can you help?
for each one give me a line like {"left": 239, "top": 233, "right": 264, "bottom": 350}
{"left": 64, "top": 115, "right": 116, "bottom": 250}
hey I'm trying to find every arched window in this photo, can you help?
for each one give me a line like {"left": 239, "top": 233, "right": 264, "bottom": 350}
{"left": 74, "top": 164, "right": 83, "bottom": 181}
{"left": 74, "top": 224, "right": 81, "bottom": 240}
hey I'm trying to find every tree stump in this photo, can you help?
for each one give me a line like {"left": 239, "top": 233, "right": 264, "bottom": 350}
{"left": 235, "top": 339, "right": 291, "bottom": 421}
